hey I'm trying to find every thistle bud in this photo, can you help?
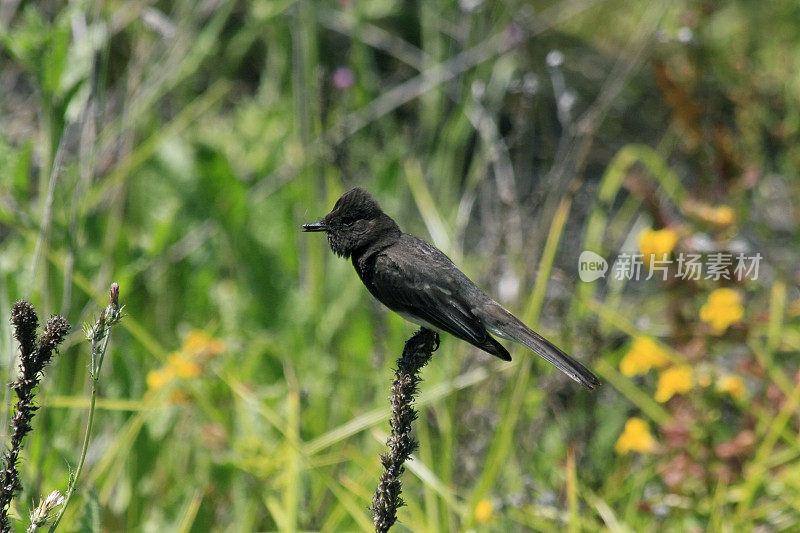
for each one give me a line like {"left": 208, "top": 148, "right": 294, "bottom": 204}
{"left": 109, "top": 282, "right": 120, "bottom": 306}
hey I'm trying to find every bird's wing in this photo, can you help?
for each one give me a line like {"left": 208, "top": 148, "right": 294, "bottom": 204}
{"left": 368, "top": 238, "right": 490, "bottom": 348}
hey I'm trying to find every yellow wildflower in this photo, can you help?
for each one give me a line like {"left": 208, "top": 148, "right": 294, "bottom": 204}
{"left": 706, "top": 206, "right": 736, "bottom": 226}
{"left": 614, "top": 417, "right": 655, "bottom": 454}
{"left": 718, "top": 375, "right": 746, "bottom": 400}
{"left": 146, "top": 367, "right": 175, "bottom": 390}
{"left": 168, "top": 352, "right": 202, "bottom": 379}
{"left": 655, "top": 366, "right": 694, "bottom": 402}
{"left": 699, "top": 288, "right": 744, "bottom": 334}
{"left": 639, "top": 228, "right": 679, "bottom": 267}
{"left": 620, "top": 337, "right": 670, "bottom": 376}
{"left": 182, "top": 330, "right": 211, "bottom": 354}
{"left": 684, "top": 201, "right": 737, "bottom": 227}
{"left": 474, "top": 499, "right": 494, "bottom": 523}
{"left": 182, "top": 330, "right": 225, "bottom": 358}
{"left": 147, "top": 331, "right": 223, "bottom": 400}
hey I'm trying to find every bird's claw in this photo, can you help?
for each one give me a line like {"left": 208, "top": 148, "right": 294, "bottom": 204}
{"left": 414, "top": 328, "right": 439, "bottom": 352}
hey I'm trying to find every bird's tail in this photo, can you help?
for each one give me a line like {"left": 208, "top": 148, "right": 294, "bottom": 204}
{"left": 480, "top": 304, "right": 600, "bottom": 390}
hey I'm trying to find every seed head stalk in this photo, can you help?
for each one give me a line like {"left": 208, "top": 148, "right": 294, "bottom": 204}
{"left": 49, "top": 283, "right": 123, "bottom": 532}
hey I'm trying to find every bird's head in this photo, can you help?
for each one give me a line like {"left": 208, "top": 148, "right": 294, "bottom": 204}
{"left": 302, "top": 187, "right": 400, "bottom": 257}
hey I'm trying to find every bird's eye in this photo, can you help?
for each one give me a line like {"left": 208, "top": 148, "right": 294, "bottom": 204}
{"left": 343, "top": 220, "right": 354, "bottom": 227}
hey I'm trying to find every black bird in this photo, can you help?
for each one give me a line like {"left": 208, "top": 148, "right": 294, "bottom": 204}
{"left": 302, "top": 188, "right": 600, "bottom": 389}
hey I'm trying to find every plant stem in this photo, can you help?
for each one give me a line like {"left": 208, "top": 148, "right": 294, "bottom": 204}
{"left": 371, "top": 328, "right": 438, "bottom": 532}
{"left": 48, "top": 323, "right": 111, "bottom": 532}
{"left": 47, "top": 381, "right": 97, "bottom": 532}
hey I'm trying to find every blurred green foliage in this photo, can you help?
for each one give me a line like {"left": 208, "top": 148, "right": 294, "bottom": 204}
{"left": 1, "top": 0, "right": 799, "bottom": 531}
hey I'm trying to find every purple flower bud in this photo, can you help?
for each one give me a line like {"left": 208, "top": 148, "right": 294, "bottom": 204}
{"left": 503, "top": 23, "right": 525, "bottom": 49}
{"left": 332, "top": 67, "right": 355, "bottom": 91}
{"left": 110, "top": 282, "right": 119, "bottom": 306}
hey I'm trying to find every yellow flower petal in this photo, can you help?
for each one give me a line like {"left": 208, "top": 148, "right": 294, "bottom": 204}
{"left": 615, "top": 417, "right": 655, "bottom": 454}
{"left": 718, "top": 375, "right": 746, "bottom": 400}
{"left": 183, "top": 330, "right": 212, "bottom": 355}
{"left": 708, "top": 206, "right": 736, "bottom": 226}
{"left": 168, "top": 352, "right": 202, "bottom": 379}
{"left": 182, "top": 330, "right": 225, "bottom": 358}
{"left": 146, "top": 367, "right": 175, "bottom": 390}
{"left": 639, "top": 228, "right": 679, "bottom": 267}
{"left": 684, "top": 201, "right": 737, "bottom": 227}
{"left": 699, "top": 288, "right": 744, "bottom": 334}
{"left": 620, "top": 337, "right": 670, "bottom": 376}
{"left": 655, "top": 366, "right": 694, "bottom": 402}
{"left": 474, "top": 499, "right": 494, "bottom": 523}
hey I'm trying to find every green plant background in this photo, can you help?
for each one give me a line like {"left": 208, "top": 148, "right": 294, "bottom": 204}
{"left": 1, "top": 0, "right": 799, "bottom": 531}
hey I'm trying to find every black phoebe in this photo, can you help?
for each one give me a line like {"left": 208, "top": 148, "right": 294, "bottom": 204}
{"left": 302, "top": 187, "right": 600, "bottom": 389}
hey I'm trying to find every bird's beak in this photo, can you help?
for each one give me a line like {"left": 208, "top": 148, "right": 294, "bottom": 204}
{"left": 302, "top": 221, "right": 329, "bottom": 232}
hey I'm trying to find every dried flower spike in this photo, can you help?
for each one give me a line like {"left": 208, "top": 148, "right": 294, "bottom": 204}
{"left": 371, "top": 328, "right": 438, "bottom": 532}
{"left": 0, "top": 302, "right": 69, "bottom": 532}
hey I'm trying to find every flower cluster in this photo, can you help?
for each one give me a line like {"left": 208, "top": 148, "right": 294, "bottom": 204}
{"left": 615, "top": 417, "right": 656, "bottom": 454}
{"left": 699, "top": 288, "right": 744, "bottom": 334}
{"left": 473, "top": 498, "right": 494, "bottom": 524}
{"left": 615, "top": 222, "right": 752, "bottom": 449}
{"left": 638, "top": 228, "right": 679, "bottom": 267}
{"left": 617, "top": 335, "right": 694, "bottom": 405}
{"left": 147, "top": 330, "right": 225, "bottom": 402}
{"left": 611, "top": 206, "right": 766, "bottom": 507}
{"left": 717, "top": 374, "right": 746, "bottom": 400}
{"left": 619, "top": 337, "right": 670, "bottom": 376}
{"left": 654, "top": 366, "right": 694, "bottom": 403}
